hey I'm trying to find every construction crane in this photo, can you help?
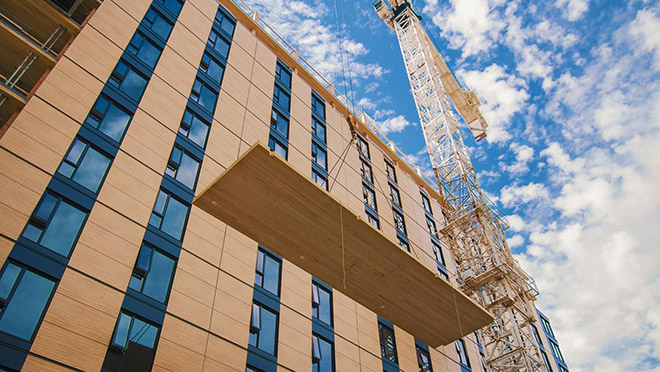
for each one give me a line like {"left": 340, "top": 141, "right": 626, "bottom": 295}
{"left": 372, "top": 0, "right": 545, "bottom": 371}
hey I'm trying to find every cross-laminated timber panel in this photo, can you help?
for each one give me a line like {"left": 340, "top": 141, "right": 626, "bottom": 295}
{"left": 194, "top": 142, "right": 493, "bottom": 347}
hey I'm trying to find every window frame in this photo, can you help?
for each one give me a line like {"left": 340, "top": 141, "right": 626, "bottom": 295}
{"left": 148, "top": 188, "right": 190, "bottom": 241}
{"left": 57, "top": 136, "right": 113, "bottom": 194}
{"left": 255, "top": 248, "right": 282, "bottom": 298}
{"left": 249, "top": 301, "right": 279, "bottom": 356}
{"left": 128, "top": 242, "right": 177, "bottom": 304}
{"left": 378, "top": 321, "right": 398, "bottom": 365}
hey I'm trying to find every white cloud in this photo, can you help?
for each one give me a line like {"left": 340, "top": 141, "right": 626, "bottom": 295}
{"left": 375, "top": 115, "right": 415, "bottom": 134}
{"left": 458, "top": 64, "right": 529, "bottom": 142}
{"left": 499, "top": 182, "right": 550, "bottom": 208}
{"left": 507, "top": 234, "right": 524, "bottom": 248}
{"left": 629, "top": 9, "right": 660, "bottom": 71}
{"left": 555, "top": 0, "right": 589, "bottom": 21}
{"left": 502, "top": 143, "right": 535, "bottom": 174}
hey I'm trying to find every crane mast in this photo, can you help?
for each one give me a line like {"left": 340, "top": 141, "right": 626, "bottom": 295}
{"left": 373, "top": 1, "right": 545, "bottom": 371}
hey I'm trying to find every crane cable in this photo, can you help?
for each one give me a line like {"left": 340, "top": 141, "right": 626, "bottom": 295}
{"left": 331, "top": 0, "right": 356, "bottom": 108}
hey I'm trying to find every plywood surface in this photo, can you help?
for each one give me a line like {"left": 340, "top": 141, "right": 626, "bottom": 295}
{"left": 194, "top": 142, "right": 493, "bottom": 347}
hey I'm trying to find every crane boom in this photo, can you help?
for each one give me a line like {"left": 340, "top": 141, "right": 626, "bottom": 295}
{"left": 373, "top": 1, "right": 546, "bottom": 371}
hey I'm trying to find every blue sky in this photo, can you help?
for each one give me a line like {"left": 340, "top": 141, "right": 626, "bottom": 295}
{"left": 238, "top": 0, "right": 660, "bottom": 370}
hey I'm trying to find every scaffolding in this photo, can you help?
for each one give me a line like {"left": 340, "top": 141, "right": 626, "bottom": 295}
{"left": 374, "top": 1, "right": 546, "bottom": 370}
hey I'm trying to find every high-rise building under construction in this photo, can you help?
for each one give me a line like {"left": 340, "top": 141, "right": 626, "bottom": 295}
{"left": 0, "top": 0, "right": 569, "bottom": 371}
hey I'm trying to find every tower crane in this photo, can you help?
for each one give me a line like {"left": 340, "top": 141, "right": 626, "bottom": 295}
{"left": 372, "top": 1, "right": 546, "bottom": 371}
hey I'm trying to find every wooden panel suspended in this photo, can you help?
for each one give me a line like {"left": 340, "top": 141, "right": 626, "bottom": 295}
{"left": 194, "top": 142, "right": 493, "bottom": 347}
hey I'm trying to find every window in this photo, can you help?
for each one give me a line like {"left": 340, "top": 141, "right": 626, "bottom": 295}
{"left": 397, "top": 236, "right": 409, "bottom": 252}
{"left": 155, "top": 0, "right": 184, "bottom": 16}
{"left": 246, "top": 367, "right": 263, "bottom": 372}
{"left": 550, "top": 340, "right": 565, "bottom": 363}
{"left": 85, "top": 96, "right": 132, "bottom": 142}
{"left": 0, "top": 263, "right": 55, "bottom": 341}
{"left": 426, "top": 217, "right": 438, "bottom": 237}
{"left": 275, "top": 63, "right": 291, "bottom": 88}
{"left": 312, "top": 282, "right": 332, "bottom": 326}
{"left": 270, "top": 109, "right": 289, "bottom": 137}
{"left": 455, "top": 339, "right": 470, "bottom": 367}
{"left": 363, "top": 184, "right": 377, "bottom": 210}
{"left": 531, "top": 324, "right": 542, "bottom": 345}
{"left": 165, "top": 146, "right": 201, "bottom": 190}
{"left": 312, "top": 117, "right": 326, "bottom": 142}
{"left": 540, "top": 350, "right": 552, "bottom": 372}
{"left": 215, "top": 11, "right": 236, "bottom": 36}
{"left": 432, "top": 241, "right": 445, "bottom": 266}
{"left": 393, "top": 210, "right": 406, "bottom": 235}
{"left": 179, "top": 109, "right": 211, "bottom": 148}
{"left": 378, "top": 322, "right": 398, "bottom": 364}
{"left": 103, "top": 312, "right": 159, "bottom": 372}
{"left": 366, "top": 212, "right": 379, "bottom": 229}
{"left": 416, "top": 345, "right": 432, "bottom": 372}
{"left": 312, "top": 169, "right": 327, "bottom": 190}
{"left": 200, "top": 53, "right": 225, "bottom": 84}
{"left": 255, "top": 248, "right": 281, "bottom": 297}
{"left": 109, "top": 61, "right": 149, "bottom": 101}
{"left": 149, "top": 189, "right": 189, "bottom": 241}
{"left": 269, "top": 136, "right": 287, "bottom": 159}
{"left": 143, "top": 7, "right": 174, "bottom": 40}
{"left": 312, "top": 142, "right": 327, "bottom": 170}
{"left": 312, "top": 334, "right": 334, "bottom": 372}
{"left": 128, "top": 243, "right": 176, "bottom": 303}
{"left": 540, "top": 316, "right": 555, "bottom": 338}
{"left": 357, "top": 136, "right": 370, "bottom": 159}
{"left": 126, "top": 32, "right": 161, "bottom": 68}
{"left": 360, "top": 160, "right": 373, "bottom": 183}
{"left": 208, "top": 29, "right": 230, "bottom": 59}
{"left": 389, "top": 184, "right": 401, "bottom": 207}
{"left": 58, "top": 138, "right": 112, "bottom": 193}
{"left": 249, "top": 302, "right": 278, "bottom": 355}
{"left": 22, "top": 192, "right": 87, "bottom": 257}
{"left": 421, "top": 192, "right": 432, "bottom": 215}
{"left": 273, "top": 85, "right": 290, "bottom": 111}
{"left": 385, "top": 161, "right": 397, "bottom": 183}
{"left": 191, "top": 78, "right": 219, "bottom": 113}
{"left": 311, "top": 95, "right": 325, "bottom": 118}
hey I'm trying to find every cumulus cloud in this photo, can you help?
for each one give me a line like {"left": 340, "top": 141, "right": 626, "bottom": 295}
{"left": 458, "top": 64, "right": 529, "bottom": 142}
{"left": 629, "top": 9, "right": 660, "bottom": 71}
{"left": 555, "top": 0, "right": 589, "bottom": 21}
{"left": 501, "top": 142, "right": 535, "bottom": 174}
{"left": 500, "top": 182, "right": 550, "bottom": 208}
{"left": 375, "top": 115, "right": 415, "bottom": 134}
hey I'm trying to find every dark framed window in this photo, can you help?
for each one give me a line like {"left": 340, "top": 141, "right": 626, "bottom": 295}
{"left": 191, "top": 78, "right": 219, "bottom": 113}
{"left": 426, "top": 216, "right": 438, "bottom": 238}
{"left": 22, "top": 192, "right": 87, "bottom": 257}
{"left": 249, "top": 302, "right": 278, "bottom": 356}
{"left": 366, "top": 212, "right": 379, "bottom": 229}
{"left": 389, "top": 184, "right": 401, "bottom": 207}
{"left": 148, "top": 189, "right": 189, "bottom": 241}
{"left": 215, "top": 11, "right": 236, "bottom": 36}
{"left": 393, "top": 210, "right": 406, "bottom": 235}
{"left": 540, "top": 317, "right": 555, "bottom": 338}
{"left": 165, "top": 145, "right": 201, "bottom": 190}
{"left": 179, "top": 109, "right": 211, "bottom": 148}
{"left": 312, "top": 117, "right": 326, "bottom": 142}
{"left": 357, "top": 135, "right": 370, "bottom": 159}
{"left": 455, "top": 339, "right": 470, "bottom": 367}
{"left": 208, "top": 29, "right": 231, "bottom": 59}
{"left": 397, "top": 236, "right": 409, "bottom": 252}
{"left": 155, "top": 0, "right": 184, "bottom": 17}
{"left": 273, "top": 85, "right": 290, "bottom": 111}
{"left": 126, "top": 32, "right": 162, "bottom": 68}
{"left": 550, "top": 341, "right": 565, "bottom": 363}
{"left": 541, "top": 350, "right": 552, "bottom": 372}
{"left": 109, "top": 61, "right": 149, "bottom": 102}
{"left": 531, "top": 324, "right": 542, "bottom": 345}
{"left": 0, "top": 263, "right": 56, "bottom": 341}
{"left": 311, "top": 95, "right": 325, "bottom": 118}
{"left": 312, "top": 334, "right": 334, "bottom": 372}
{"left": 363, "top": 184, "right": 377, "bottom": 210}
{"left": 360, "top": 160, "right": 373, "bottom": 183}
{"left": 128, "top": 243, "right": 176, "bottom": 303}
{"left": 385, "top": 161, "right": 397, "bottom": 183}
{"left": 255, "top": 248, "right": 281, "bottom": 297}
{"left": 312, "top": 282, "right": 332, "bottom": 326}
{"left": 103, "top": 311, "right": 160, "bottom": 372}
{"left": 312, "top": 142, "right": 327, "bottom": 170}
{"left": 269, "top": 136, "right": 287, "bottom": 159}
{"left": 421, "top": 192, "right": 432, "bottom": 215}
{"left": 312, "top": 169, "right": 327, "bottom": 190}
{"left": 416, "top": 345, "right": 432, "bottom": 372}
{"left": 58, "top": 137, "right": 112, "bottom": 193}
{"left": 378, "top": 321, "right": 398, "bottom": 364}
{"left": 275, "top": 63, "right": 291, "bottom": 88}
{"left": 85, "top": 95, "right": 132, "bottom": 142}
{"left": 143, "top": 7, "right": 174, "bottom": 40}
{"left": 270, "top": 109, "right": 289, "bottom": 137}
{"left": 200, "top": 52, "right": 225, "bottom": 84}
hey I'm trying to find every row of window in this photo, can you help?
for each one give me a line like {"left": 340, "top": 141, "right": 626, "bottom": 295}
{"left": 311, "top": 92, "right": 329, "bottom": 189}
{"left": 420, "top": 191, "right": 449, "bottom": 279}
{"left": 101, "top": 4, "right": 236, "bottom": 372}
{"left": 268, "top": 61, "right": 293, "bottom": 159}
{"left": 357, "top": 135, "right": 381, "bottom": 230}
{"left": 386, "top": 160, "right": 411, "bottom": 252}
{"left": 0, "top": 3, "right": 184, "bottom": 364}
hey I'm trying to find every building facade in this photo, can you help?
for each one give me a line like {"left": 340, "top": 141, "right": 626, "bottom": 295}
{"left": 0, "top": 0, "right": 568, "bottom": 371}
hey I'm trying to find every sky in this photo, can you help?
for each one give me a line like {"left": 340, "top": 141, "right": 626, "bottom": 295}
{"left": 236, "top": 0, "right": 660, "bottom": 371}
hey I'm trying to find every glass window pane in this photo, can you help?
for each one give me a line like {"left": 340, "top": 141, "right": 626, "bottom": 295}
{"left": 161, "top": 195, "right": 188, "bottom": 240}
{"left": 141, "top": 250, "right": 175, "bottom": 303}
{"left": 0, "top": 270, "right": 55, "bottom": 341}
{"left": 0, "top": 264, "right": 21, "bottom": 300}
{"left": 220, "top": 18, "right": 235, "bottom": 36}
{"left": 113, "top": 312, "right": 132, "bottom": 348}
{"left": 187, "top": 114, "right": 210, "bottom": 148}
{"left": 129, "top": 318, "right": 158, "bottom": 348}
{"left": 211, "top": 32, "right": 230, "bottom": 59}
{"left": 40, "top": 201, "right": 87, "bottom": 256}
{"left": 262, "top": 254, "right": 280, "bottom": 296}
{"left": 318, "top": 287, "right": 331, "bottom": 325}
{"left": 260, "top": 306, "right": 277, "bottom": 355}
{"left": 34, "top": 193, "right": 57, "bottom": 222}
{"left": 148, "top": 9, "right": 174, "bottom": 39}
{"left": 176, "top": 152, "right": 200, "bottom": 189}
{"left": 72, "top": 146, "right": 112, "bottom": 192}
{"left": 319, "top": 336, "right": 333, "bottom": 372}
{"left": 98, "top": 103, "right": 131, "bottom": 142}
